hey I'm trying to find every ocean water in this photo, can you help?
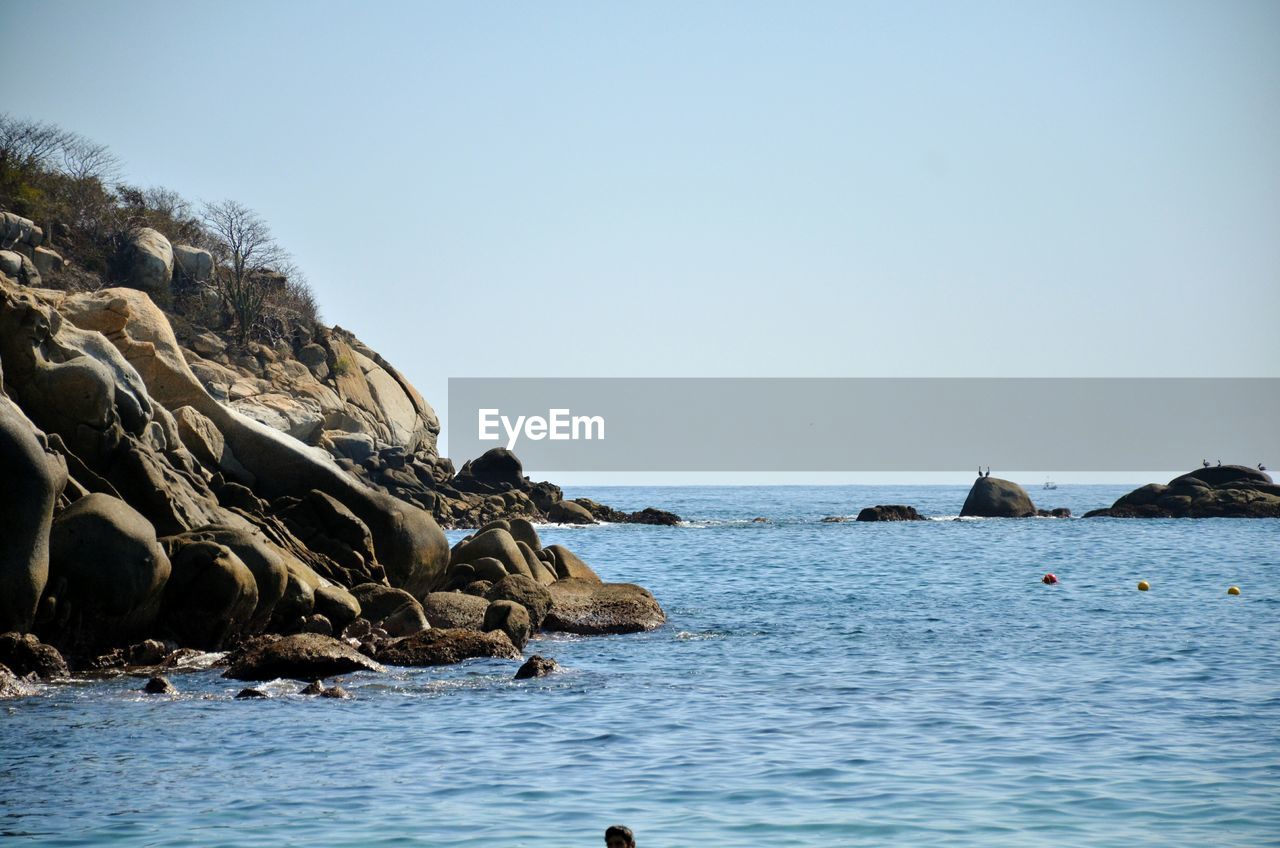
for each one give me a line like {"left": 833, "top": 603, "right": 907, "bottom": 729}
{"left": 3, "top": 485, "right": 1279, "bottom": 847}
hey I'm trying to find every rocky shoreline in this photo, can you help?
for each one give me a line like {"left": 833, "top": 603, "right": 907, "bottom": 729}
{"left": 0, "top": 202, "right": 673, "bottom": 700}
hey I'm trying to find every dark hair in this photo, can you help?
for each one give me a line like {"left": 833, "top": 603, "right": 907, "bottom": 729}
{"left": 605, "top": 825, "right": 635, "bottom": 844}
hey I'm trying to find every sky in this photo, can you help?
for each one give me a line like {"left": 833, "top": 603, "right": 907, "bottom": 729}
{"left": 2, "top": 0, "right": 1277, "bottom": 483}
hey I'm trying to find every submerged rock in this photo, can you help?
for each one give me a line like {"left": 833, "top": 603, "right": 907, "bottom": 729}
{"left": 0, "top": 663, "right": 38, "bottom": 699}
{"left": 223, "top": 633, "right": 385, "bottom": 681}
{"left": 235, "top": 688, "right": 268, "bottom": 699}
{"left": 142, "top": 675, "right": 177, "bottom": 695}
{"left": 856, "top": 505, "right": 925, "bottom": 521}
{"left": 514, "top": 655, "right": 558, "bottom": 680}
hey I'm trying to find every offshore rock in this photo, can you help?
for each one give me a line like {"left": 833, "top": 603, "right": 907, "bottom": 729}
{"left": 1085, "top": 466, "right": 1280, "bottom": 518}
{"left": 514, "top": 654, "right": 558, "bottom": 679}
{"left": 856, "top": 505, "right": 926, "bottom": 521}
{"left": 959, "top": 476, "right": 1037, "bottom": 518}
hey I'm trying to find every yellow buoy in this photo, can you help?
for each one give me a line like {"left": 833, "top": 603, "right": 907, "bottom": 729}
{"left": 1137, "top": 580, "right": 1150, "bottom": 591}
{"left": 1227, "top": 586, "right": 1241, "bottom": 596}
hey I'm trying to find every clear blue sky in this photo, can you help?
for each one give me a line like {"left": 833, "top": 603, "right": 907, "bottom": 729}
{"left": 3, "top": 0, "right": 1277, "bottom": 482}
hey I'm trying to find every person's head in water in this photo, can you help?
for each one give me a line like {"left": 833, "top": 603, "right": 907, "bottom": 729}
{"left": 604, "top": 825, "right": 635, "bottom": 848}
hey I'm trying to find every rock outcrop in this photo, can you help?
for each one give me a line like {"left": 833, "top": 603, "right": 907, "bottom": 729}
{"left": 1085, "top": 466, "right": 1280, "bottom": 518}
{"left": 960, "top": 476, "right": 1038, "bottom": 518}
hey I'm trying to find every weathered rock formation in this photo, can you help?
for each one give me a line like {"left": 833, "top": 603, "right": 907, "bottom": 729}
{"left": 0, "top": 208, "right": 669, "bottom": 680}
{"left": 1085, "top": 466, "right": 1280, "bottom": 518}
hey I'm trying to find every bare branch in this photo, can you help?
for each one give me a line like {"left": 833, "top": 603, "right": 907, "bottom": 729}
{"left": 60, "top": 134, "right": 121, "bottom": 182}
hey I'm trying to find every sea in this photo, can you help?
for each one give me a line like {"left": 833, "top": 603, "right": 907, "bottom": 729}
{"left": 3, "top": 484, "right": 1278, "bottom": 847}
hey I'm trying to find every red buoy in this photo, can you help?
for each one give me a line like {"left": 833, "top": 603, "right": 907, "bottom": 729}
{"left": 1042, "top": 573, "right": 1058, "bottom": 585}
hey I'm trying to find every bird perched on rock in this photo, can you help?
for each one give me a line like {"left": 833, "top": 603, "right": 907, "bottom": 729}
{"left": 1217, "top": 460, "right": 1222, "bottom": 466}
{"left": 1202, "top": 459, "right": 1210, "bottom": 467}
{"left": 1260, "top": 462, "right": 1268, "bottom": 471}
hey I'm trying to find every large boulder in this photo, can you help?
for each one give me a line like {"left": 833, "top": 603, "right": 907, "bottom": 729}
{"left": 223, "top": 633, "right": 384, "bottom": 681}
{"left": 450, "top": 528, "right": 529, "bottom": 578}
{"left": 485, "top": 573, "right": 551, "bottom": 630}
{"left": 483, "top": 600, "right": 531, "bottom": 651}
{"left": 374, "top": 628, "right": 520, "bottom": 666}
{"left": 506, "top": 518, "right": 541, "bottom": 550}
{"left": 0, "top": 385, "right": 66, "bottom": 633}
{"left": 422, "top": 592, "right": 489, "bottom": 630}
{"left": 159, "top": 537, "right": 258, "bottom": 649}
{"left": 172, "top": 525, "right": 290, "bottom": 633}
{"left": 0, "top": 211, "right": 42, "bottom": 247}
{"left": 0, "top": 250, "right": 40, "bottom": 286}
{"left": 548, "top": 500, "right": 596, "bottom": 524}
{"left": 313, "top": 585, "right": 361, "bottom": 634}
{"left": 347, "top": 583, "right": 428, "bottom": 636}
{"left": 959, "top": 477, "right": 1037, "bottom": 518}
{"left": 127, "top": 228, "right": 173, "bottom": 293}
{"left": 172, "top": 245, "right": 213, "bottom": 284}
{"left": 45, "top": 493, "right": 170, "bottom": 649}
{"left": 32, "top": 246, "right": 65, "bottom": 279}
{"left": 544, "top": 545, "right": 602, "bottom": 583}
{"left": 543, "top": 579, "right": 666, "bottom": 635}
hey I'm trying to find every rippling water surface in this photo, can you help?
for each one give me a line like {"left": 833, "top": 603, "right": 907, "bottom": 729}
{"left": 3, "top": 485, "right": 1278, "bottom": 846}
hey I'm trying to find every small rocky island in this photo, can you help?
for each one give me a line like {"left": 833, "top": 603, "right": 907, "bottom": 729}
{"left": 1084, "top": 465, "right": 1279, "bottom": 518}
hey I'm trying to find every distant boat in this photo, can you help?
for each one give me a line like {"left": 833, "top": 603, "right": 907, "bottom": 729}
{"left": 1043, "top": 479, "right": 1058, "bottom": 490}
